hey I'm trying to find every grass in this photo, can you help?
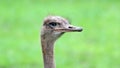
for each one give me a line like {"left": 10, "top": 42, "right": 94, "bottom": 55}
{"left": 0, "top": 0, "right": 120, "bottom": 68}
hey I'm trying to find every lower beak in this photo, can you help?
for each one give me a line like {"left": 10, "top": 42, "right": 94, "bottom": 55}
{"left": 55, "top": 25, "right": 83, "bottom": 32}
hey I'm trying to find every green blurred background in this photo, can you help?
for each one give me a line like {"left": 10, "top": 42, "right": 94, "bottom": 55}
{"left": 0, "top": 0, "right": 120, "bottom": 68}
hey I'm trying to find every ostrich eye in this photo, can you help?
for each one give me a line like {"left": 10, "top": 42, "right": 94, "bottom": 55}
{"left": 49, "top": 22, "right": 57, "bottom": 27}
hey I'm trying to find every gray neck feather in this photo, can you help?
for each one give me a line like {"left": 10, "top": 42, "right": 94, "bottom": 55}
{"left": 41, "top": 28, "right": 64, "bottom": 68}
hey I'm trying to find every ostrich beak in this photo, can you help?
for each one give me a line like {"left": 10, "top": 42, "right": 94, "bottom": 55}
{"left": 65, "top": 25, "right": 83, "bottom": 32}
{"left": 55, "top": 25, "right": 83, "bottom": 32}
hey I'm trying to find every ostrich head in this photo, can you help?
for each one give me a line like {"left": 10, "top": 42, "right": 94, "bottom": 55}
{"left": 41, "top": 16, "right": 83, "bottom": 42}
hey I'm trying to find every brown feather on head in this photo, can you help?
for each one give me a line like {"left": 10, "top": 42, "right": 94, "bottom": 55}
{"left": 43, "top": 16, "right": 82, "bottom": 31}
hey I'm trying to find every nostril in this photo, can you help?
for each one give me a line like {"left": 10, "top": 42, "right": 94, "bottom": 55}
{"left": 68, "top": 26, "right": 73, "bottom": 28}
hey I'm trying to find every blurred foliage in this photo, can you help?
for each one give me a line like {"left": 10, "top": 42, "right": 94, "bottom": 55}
{"left": 0, "top": 0, "right": 120, "bottom": 68}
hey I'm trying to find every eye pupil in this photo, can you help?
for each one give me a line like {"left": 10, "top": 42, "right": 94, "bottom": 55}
{"left": 49, "top": 22, "right": 57, "bottom": 26}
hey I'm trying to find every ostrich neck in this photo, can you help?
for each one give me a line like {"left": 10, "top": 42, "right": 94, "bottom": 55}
{"left": 41, "top": 36, "right": 56, "bottom": 68}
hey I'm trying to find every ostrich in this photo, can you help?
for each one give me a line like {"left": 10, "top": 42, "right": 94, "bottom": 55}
{"left": 41, "top": 16, "right": 83, "bottom": 68}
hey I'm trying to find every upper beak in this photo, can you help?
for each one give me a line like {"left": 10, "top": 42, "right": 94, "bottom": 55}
{"left": 55, "top": 25, "right": 83, "bottom": 32}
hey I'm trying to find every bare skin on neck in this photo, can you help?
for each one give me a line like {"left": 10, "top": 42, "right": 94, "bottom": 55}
{"left": 41, "top": 16, "right": 83, "bottom": 68}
